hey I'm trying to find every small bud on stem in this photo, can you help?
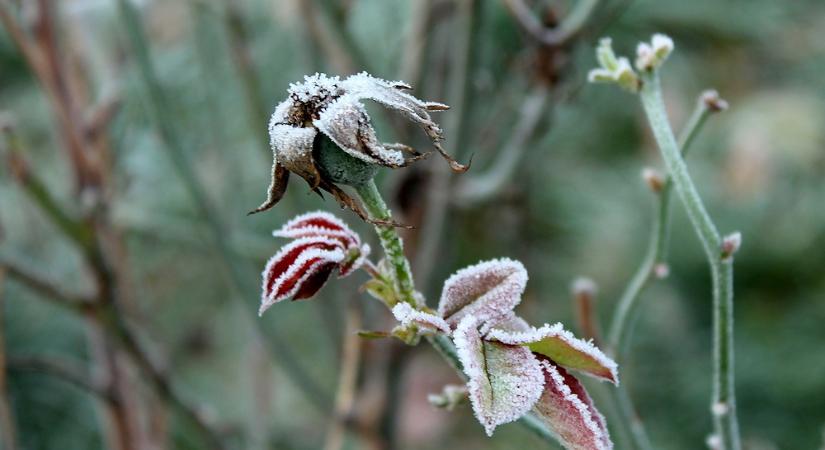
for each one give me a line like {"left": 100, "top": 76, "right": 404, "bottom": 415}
{"left": 641, "top": 167, "right": 665, "bottom": 193}
{"left": 720, "top": 232, "right": 742, "bottom": 261}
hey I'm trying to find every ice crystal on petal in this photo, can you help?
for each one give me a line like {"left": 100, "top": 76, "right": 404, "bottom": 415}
{"left": 438, "top": 258, "right": 528, "bottom": 327}
{"left": 487, "top": 323, "right": 618, "bottom": 384}
{"left": 454, "top": 316, "right": 545, "bottom": 436}
{"left": 533, "top": 360, "right": 612, "bottom": 450}
{"left": 287, "top": 73, "right": 342, "bottom": 105}
{"left": 391, "top": 303, "right": 451, "bottom": 335}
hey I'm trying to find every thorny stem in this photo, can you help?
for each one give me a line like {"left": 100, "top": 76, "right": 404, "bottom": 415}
{"left": 608, "top": 91, "right": 718, "bottom": 357}
{"left": 0, "top": 269, "right": 19, "bottom": 450}
{"left": 115, "top": 0, "right": 331, "bottom": 412}
{"left": 356, "top": 179, "right": 560, "bottom": 445}
{"left": 639, "top": 72, "right": 740, "bottom": 450}
{"left": 354, "top": 179, "right": 417, "bottom": 307}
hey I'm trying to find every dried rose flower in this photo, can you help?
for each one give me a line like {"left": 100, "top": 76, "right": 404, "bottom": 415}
{"left": 259, "top": 211, "right": 369, "bottom": 315}
{"left": 250, "top": 72, "right": 467, "bottom": 221}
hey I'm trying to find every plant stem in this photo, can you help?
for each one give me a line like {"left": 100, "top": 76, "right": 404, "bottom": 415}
{"left": 356, "top": 180, "right": 560, "bottom": 445}
{"left": 639, "top": 72, "right": 740, "bottom": 450}
{"left": 607, "top": 91, "right": 716, "bottom": 357}
{"left": 604, "top": 91, "right": 717, "bottom": 450}
{"left": 353, "top": 179, "right": 417, "bottom": 307}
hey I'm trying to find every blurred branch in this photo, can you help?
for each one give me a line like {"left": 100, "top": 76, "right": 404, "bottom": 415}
{"left": 312, "top": 0, "right": 370, "bottom": 74}
{"left": 502, "top": 0, "right": 599, "bottom": 47}
{"left": 1, "top": 120, "right": 95, "bottom": 252}
{"left": 0, "top": 259, "right": 96, "bottom": 313}
{"left": 413, "top": 0, "right": 479, "bottom": 291}
{"left": 220, "top": 0, "right": 269, "bottom": 152}
{"left": 453, "top": 83, "right": 551, "bottom": 205}
{"left": 0, "top": 268, "right": 20, "bottom": 450}
{"left": 323, "top": 300, "right": 362, "bottom": 450}
{"left": 398, "top": 0, "right": 432, "bottom": 87}
{"left": 6, "top": 355, "right": 115, "bottom": 405}
{"left": 115, "top": 0, "right": 332, "bottom": 413}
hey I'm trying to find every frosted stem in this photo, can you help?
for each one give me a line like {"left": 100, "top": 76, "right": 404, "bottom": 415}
{"left": 639, "top": 72, "right": 741, "bottom": 450}
{"left": 354, "top": 179, "right": 417, "bottom": 307}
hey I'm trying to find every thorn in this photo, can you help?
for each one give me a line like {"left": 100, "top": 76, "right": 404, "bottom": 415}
{"left": 642, "top": 167, "right": 664, "bottom": 193}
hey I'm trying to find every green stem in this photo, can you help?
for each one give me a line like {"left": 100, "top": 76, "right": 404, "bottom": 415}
{"left": 607, "top": 92, "right": 715, "bottom": 357}
{"left": 639, "top": 72, "right": 740, "bottom": 450}
{"left": 353, "top": 179, "right": 417, "bottom": 307}
{"left": 356, "top": 179, "right": 560, "bottom": 445}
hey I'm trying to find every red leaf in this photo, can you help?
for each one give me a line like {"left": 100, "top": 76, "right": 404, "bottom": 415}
{"left": 274, "top": 210, "right": 360, "bottom": 248}
{"left": 533, "top": 359, "right": 612, "bottom": 450}
{"left": 292, "top": 262, "right": 337, "bottom": 300}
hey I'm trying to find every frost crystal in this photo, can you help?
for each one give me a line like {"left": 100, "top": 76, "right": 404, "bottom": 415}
{"left": 534, "top": 360, "right": 612, "bottom": 450}
{"left": 391, "top": 303, "right": 451, "bottom": 335}
{"left": 486, "top": 322, "right": 618, "bottom": 384}
{"left": 438, "top": 258, "right": 528, "bottom": 327}
{"left": 454, "top": 316, "right": 545, "bottom": 436}
{"left": 259, "top": 212, "right": 369, "bottom": 315}
{"left": 635, "top": 33, "right": 674, "bottom": 71}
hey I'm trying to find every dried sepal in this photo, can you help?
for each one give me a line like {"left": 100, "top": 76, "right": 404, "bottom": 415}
{"left": 486, "top": 323, "right": 618, "bottom": 384}
{"left": 533, "top": 360, "right": 612, "bottom": 450}
{"left": 248, "top": 162, "right": 289, "bottom": 215}
{"left": 438, "top": 258, "right": 528, "bottom": 327}
{"left": 391, "top": 303, "right": 450, "bottom": 335}
{"left": 454, "top": 316, "right": 545, "bottom": 436}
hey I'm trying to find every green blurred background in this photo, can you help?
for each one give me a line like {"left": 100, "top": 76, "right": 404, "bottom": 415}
{"left": 1, "top": 0, "right": 824, "bottom": 449}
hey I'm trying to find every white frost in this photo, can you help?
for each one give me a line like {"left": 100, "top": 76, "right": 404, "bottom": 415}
{"left": 391, "top": 303, "right": 451, "bottom": 334}
{"left": 486, "top": 322, "right": 618, "bottom": 384}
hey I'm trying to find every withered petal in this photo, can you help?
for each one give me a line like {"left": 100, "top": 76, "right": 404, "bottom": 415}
{"left": 315, "top": 96, "right": 405, "bottom": 167}
{"left": 248, "top": 162, "right": 289, "bottom": 215}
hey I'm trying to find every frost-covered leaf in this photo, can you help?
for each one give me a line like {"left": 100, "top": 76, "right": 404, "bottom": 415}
{"left": 391, "top": 303, "right": 450, "bottom": 334}
{"left": 274, "top": 210, "right": 361, "bottom": 248}
{"left": 533, "top": 359, "right": 612, "bottom": 450}
{"left": 273, "top": 211, "right": 369, "bottom": 277}
{"left": 259, "top": 236, "right": 345, "bottom": 314}
{"left": 315, "top": 96, "right": 405, "bottom": 167}
{"left": 480, "top": 313, "right": 531, "bottom": 335}
{"left": 487, "top": 323, "right": 618, "bottom": 384}
{"left": 438, "top": 258, "right": 528, "bottom": 327}
{"left": 454, "top": 316, "right": 544, "bottom": 436}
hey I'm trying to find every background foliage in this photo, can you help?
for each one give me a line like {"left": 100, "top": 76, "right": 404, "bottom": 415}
{"left": 1, "top": 0, "right": 824, "bottom": 449}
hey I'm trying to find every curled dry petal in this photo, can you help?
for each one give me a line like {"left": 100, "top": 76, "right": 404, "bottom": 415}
{"left": 438, "top": 258, "right": 528, "bottom": 327}
{"left": 315, "top": 96, "right": 405, "bottom": 167}
{"left": 342, "top": 72, "right": 468, "bottom": 172}
{"left": 534, "top": 359, "right": 612, "bottom": 450}
{"left": 454, "top": 316, "right": 545, "bottom": 436}
{"left": 391, "top": 303, "right": 451, "bottom": 335}
{"left": 486, "top": 323, "right": 618, "bottom": 384}
{"left": 260, "top": 237, "right": 345, "bottom": 314}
